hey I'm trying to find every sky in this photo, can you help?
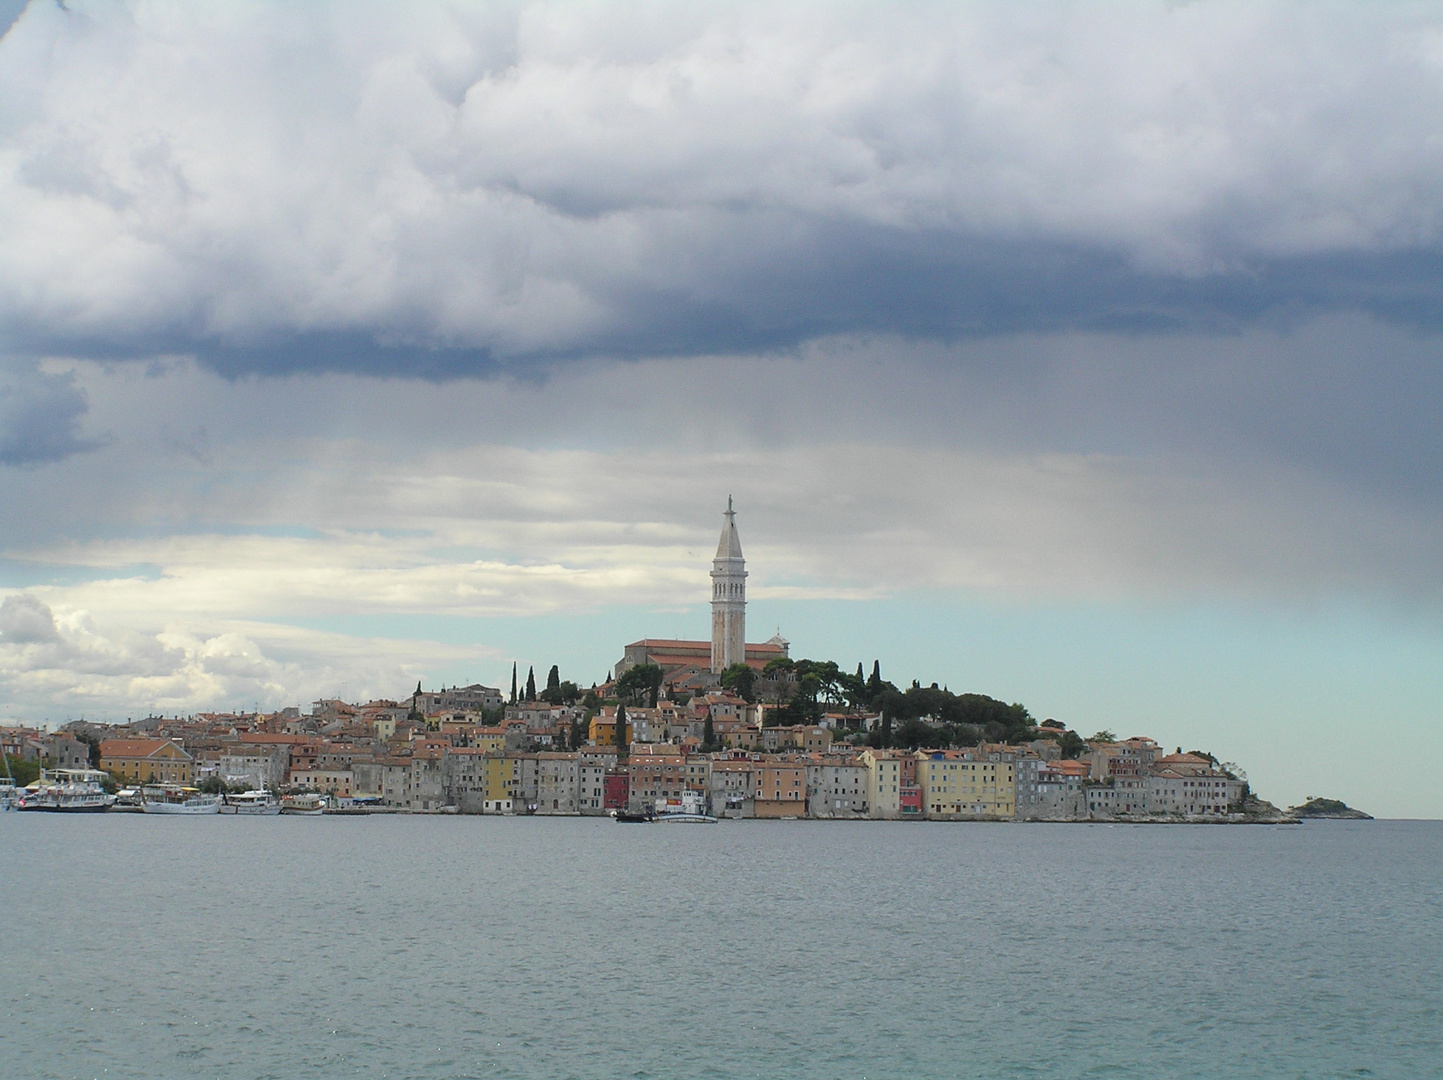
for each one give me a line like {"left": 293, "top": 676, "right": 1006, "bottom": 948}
{"left": 1, "top": 0, "right": 1440, "bottom": 817}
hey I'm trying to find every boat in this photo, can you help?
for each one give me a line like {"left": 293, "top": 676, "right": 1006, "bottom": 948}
{"left": 220, "top": 789, "right": 281, "bottom": 815}
{"left": 653, "top": 791, "right": 718, "bottom": 824}
{"left": 611, "top": 809, "right": 653, "bottom": 823}
{"left": 16, "top": 769, "right": 116, "bottom": 812}
{"left": 140, "top": 784, "right": 222, "bottom": 814}
{"left": 110, "top": 787, "right": 145, "bottom": 812}
{"left": 0, "top": 754, "right": 17, "bottom": 810}
{"left": 281, "top": 792, "right": 326, "bottom": 816}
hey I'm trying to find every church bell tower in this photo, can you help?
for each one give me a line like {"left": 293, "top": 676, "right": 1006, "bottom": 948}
{"left": 710, "top": 496, "right": 747, "bottom": 674}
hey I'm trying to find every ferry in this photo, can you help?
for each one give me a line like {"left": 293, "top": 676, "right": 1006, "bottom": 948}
{"left": 220, "top": 789, "right": 281, "bottom": 815}
{"left": 140, "top": 784, "right": 222, "bottom": 814}
{"left": 16, "top": 769, "right": 116, "bottom": 813}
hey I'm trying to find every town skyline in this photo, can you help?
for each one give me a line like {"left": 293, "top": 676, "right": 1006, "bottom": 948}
{"left": 1, "top": 3, "right": 1440, "bottom": 823}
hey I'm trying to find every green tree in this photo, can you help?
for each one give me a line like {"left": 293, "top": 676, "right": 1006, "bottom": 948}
{"left": 545, "top": 665, "right": 560, "bottom": 694}
{"left": 719, "top": 662, "right": 757, "bottom": 702}
{"left": 525, "top": 666, "right": 537, "bottom": 701}
{"left": 616, "top": 663, "right": 664, "bottom": 708}
{"left": 541, "top": 680, "right": 579, "bottom": 706}
{"left": 867, "top": 660, "right": 883, "bottom": 699}
{"left": 510, "top": 662, "right": 518, "bottom": 706}
{"left": 5, "top": 755, "right": 41, "bottom": 787}
{"left": 1058, "top": 731, "right": 1087, "bottom": 759}
{"left": 615, "top": 703, "right": 628, "bottom": 757}
{"left": 1089, "top": 730, "right": 1117, "bottom": 744}
{"left": 702, "top": 713, "right": 716, "bottom": 752}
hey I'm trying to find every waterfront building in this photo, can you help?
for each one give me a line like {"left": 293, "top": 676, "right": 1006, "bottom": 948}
{"left": 1142, "top": 765, "right": 1243, "bottom": 817}
{"left": 441, "top": 747, "right": 488, "bottom": 813}
{"left": 292, "top": 768, "right": 354, "bottom": 798}
{"left": 98, "top": 738, "right": 195, "bottom": 785}
{"left": 861, "top": 749, "right": 904, "bottom": 819}
{"left": 754, "top": 762, "right": 807, "bottom": 818}
{"left": 807, "top": 757, "right": 870, "bottom": 818}
{"left": 627, "top": 752, "right": 687, "bottom": 812}
{"left": 708, "top": 758, "right": 754, "bottom": 817}
{"left": 536, "top": 752, "right": 580, "bottom": 814}
{"left": 916, "top": 750, "right": 1016, "bottom": 819}
{"left": 578, "top": 758, "right": 608, "bottom": 815}
{"left": 603, "top": 769, "right": 629, "bottom": 811}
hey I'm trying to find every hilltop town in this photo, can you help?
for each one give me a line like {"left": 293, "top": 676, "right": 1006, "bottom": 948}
{"left": 2, "top": 502, "right": 1276, "bottom": 823}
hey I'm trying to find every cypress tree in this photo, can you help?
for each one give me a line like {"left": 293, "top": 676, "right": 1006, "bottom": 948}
{"left": 510, "top": 662, "right": 518, "bottom": 705}
{"left": 546, "top": 665, "right": 560, "bottom": 693}
{"left": 703, "top": 713, "right": 715, "bottom": 751}
{"left": 868, "top": 660, "right": 882, "bottom": 698}
{"left": 525, "top": 666, "right": 536, "bottom": 701}
{"left": 615, "top": 703, "right": 628, "bottom": 756}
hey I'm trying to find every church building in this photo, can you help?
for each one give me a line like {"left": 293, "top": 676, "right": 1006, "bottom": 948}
{"left": 616, "top": 498, "right": 789, "bottom": 688}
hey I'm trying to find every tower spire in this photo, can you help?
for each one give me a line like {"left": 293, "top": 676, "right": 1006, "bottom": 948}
{"left": 710, "top": 498, "right": 747, "bottom": 674}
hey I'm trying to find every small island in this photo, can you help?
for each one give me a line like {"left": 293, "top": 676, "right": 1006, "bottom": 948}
{"left": 1290, "top": 797, "right": 1373, "bottom": 820}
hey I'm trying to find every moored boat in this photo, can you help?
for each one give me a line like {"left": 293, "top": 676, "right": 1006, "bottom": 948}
{"left": 220, "top": 789, "right": 281, "bottom": 815}
{"left": 611, "top": 809, "right": 653, "bottom": 823}
{"left": 16, "top": 769, "right": 116, "bottom": 812}
{"left": 110, "top": 787, "right": 145, "bottom": 812}
{"left": 281, "top": 792, "right": 326, "bottom": 815}
{"left": 140, "top": 784, "right": 222, "bottom": 814}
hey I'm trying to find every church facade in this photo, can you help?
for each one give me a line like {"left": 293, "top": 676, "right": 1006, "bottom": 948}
{"left": 616, "top": 499, "right": 789, "bottom": 688}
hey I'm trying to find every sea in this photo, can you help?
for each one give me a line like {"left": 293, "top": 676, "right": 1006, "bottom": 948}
{"left": 1, "top": 815, "right": 1439, "bottom": 1080}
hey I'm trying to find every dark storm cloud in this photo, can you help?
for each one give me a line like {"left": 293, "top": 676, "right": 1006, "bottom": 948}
{"left": 5, "top": 2, "right": 1443, "bottom": 375}
{"left": 0, "top": 363, "right": 102, "bottom": 465}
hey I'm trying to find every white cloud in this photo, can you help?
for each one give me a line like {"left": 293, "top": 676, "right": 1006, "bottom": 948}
{"left": 4, "top": 1, "right": 1443, "bottom": 363}
{"left": 0, "top": 591, "right": 479, "bottom": 718}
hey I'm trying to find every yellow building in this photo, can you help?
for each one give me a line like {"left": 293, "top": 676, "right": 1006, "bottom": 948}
{"left": 916, "top": 751, "right": 1015, "bottom": 819}
{"left": 473, "top": 727, "right": 507, "bottom": 754}
{"left": 481, "top": 754, "right": 517, "bottom": 812}
{"left": 99, "top": 738, "right": 195, "bottom": 785}
{"left": 588, "top": 713, "right": 631, "bottom": 746}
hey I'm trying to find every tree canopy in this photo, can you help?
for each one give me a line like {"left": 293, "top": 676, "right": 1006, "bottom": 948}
{"left": 615, "top": 663, "right": 663, "bottom": 708}
{"left": 719, "top": 662, "right": 756, "bottom": 702}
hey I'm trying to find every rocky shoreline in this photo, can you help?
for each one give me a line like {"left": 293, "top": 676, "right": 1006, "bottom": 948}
{"left": 1288, "top": 797, "right": 1374, "bottom": 820}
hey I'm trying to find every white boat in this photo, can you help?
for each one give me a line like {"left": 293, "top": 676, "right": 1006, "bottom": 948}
{"left": 140, "top": 784, "right": 222, "bottom": 814}
{"left": 17, "top": 769, "right": 116, "bottom": 813}
{"left": 110, "top": 787, "right": 145, "bottom": 812}
{"left": 281, "top": 792, "right": 326, "bottom": 816}
{"left": 653, "top": 790, "right": 718, "bottom": 824}
{"left": 220, "top": 789, "right": 281, "bottom": 815}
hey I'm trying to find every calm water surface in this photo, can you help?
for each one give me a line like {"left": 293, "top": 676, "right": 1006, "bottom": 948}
{"left": 1, "top": 815, "right": 1439, "bottom": 1080}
